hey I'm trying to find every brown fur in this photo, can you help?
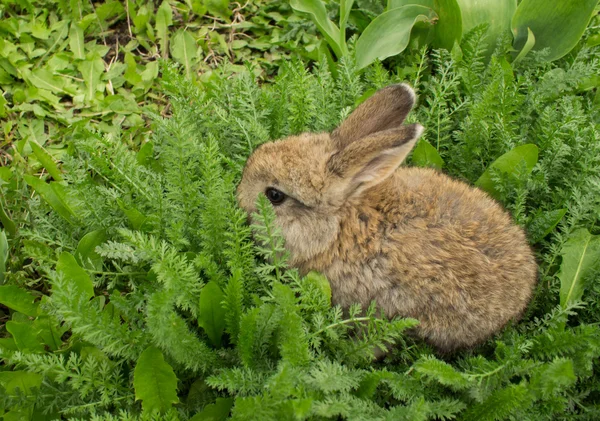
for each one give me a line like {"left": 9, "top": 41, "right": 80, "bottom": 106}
{"left": 237, "top": 84, "right": 538, "bottom": 353}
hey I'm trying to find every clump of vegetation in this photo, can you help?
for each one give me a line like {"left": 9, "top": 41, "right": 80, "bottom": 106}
{"left": 1, "top": 15, "right": 600, "bottom": 416}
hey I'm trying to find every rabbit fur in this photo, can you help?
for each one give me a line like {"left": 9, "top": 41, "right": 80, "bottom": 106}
{"left": 237, "top": 84, "right": 538, "bottom": 353}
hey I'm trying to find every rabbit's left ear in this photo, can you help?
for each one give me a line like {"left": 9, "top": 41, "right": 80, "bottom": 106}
{"left": 332, "top": 84, "right": 416, "bottom": 149}
{"left": 327, "top": 124, "right": 423, "bottom": 199}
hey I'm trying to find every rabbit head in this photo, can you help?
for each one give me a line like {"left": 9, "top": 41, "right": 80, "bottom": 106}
{"left": 237, "top": 84, "right": 423, "bottom": 266}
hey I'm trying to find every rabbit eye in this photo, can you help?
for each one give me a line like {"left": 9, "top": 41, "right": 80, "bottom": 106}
{"left": 265, "top": 188, "right": 286, "bottom": 205}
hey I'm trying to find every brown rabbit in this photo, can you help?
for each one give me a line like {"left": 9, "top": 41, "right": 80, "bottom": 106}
{"left": 237, "top": 84, "right": 537, "bottom": 353}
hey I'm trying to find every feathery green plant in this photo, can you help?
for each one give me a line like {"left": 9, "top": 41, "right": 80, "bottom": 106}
{"left": 1, "top": 22, "right": 600, "bottom": 419}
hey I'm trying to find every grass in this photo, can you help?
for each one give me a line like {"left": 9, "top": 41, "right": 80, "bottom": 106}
{"left": 1, "top": 1, "right": 600, "bottom": 420}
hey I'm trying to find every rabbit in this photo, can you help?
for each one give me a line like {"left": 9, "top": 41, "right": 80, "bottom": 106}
{"left": 236, "top": 84, "right": 538, "bottom": 353}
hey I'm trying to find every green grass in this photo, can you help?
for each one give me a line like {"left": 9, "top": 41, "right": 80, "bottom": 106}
{"left": 1, "top": 2, "right": 600, "bottom": 421}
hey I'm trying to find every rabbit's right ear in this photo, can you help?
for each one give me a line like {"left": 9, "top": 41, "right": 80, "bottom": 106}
{"left": 327, "top": 124, "right": 424, "bottom": 199}
{"left": 332, "top": 84, "right": 416, "bottom": 149}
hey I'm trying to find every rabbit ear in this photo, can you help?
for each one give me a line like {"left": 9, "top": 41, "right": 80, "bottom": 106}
{"left": 331, "top": 84, "right": 416, "bottom": 149}
{"left": 327, "top": 124, "right": 423, "bottom": 198}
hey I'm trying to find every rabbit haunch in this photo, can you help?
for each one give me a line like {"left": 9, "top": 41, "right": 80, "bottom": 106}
{"left": 237, "top": 84, "right": 537, "bottom": 352}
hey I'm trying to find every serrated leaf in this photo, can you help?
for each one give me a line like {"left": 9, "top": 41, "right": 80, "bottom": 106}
{"left": 29, "top": 140, "right": 63, "bottom": 182}
{"left": 75, "top": 230, "right": 107, "bottom": 271}
{"left": 303, "top": 271, "right": 331, "bottom": 305}
{"left": 0, "top": 285, "right": 39, "bottom": 316}
{"left": 412, "top": 139, "right": 444, "bottom": 169}
{"left": 463, "top": 383, "right": 529, "bottom": 421}
{"left": 56, "top": 252, "right": 95, "bottom": 300}
{"left": 528, "top": 209, "right": 566, "bottom": 243}
{"left": 69, "top": 22, "right": 85, "bottom": 60}
{"left": 356, "top": 5, "right": 436, "bottom": 69}
{"left": 414, "top": 356, "right": 471, "bottom": 390}
{"left": 23, "top": 175, "right": 78, "bottom": 225}
{"left": 134, "top": 346, "right": 179, "bottom": 413}
{"left": 475, "top": 144, "right": 538, "bottom": 199}
{"left": 558, "top": 228, "right": 600, "bottom": 308}
{"left": 170, "top": 30, "right": 197, "bottom": 78}
{"left": 290, "top": 0, "right": 344, "bottom": 58}
{"left": 198, "top": 281, "right": 226, "bottom": 347}
{"left": 512, "top": 0, "right": 598, "bottom": 62}
{"left": 190, "top": 397, "right": 234, "bottom": 421}
{"left": 6, "top": 321, "right": 45, "bottom": 353}
{"left": 531, "top": 358, "right": 576, "bottom": 398}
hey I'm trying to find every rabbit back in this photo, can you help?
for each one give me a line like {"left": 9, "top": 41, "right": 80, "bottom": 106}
{"left": 300, "top": 167, "right": 537, "bottom": 352}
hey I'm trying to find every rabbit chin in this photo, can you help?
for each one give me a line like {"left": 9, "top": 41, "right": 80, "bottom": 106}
{"left": 279, "top": 213, "right": 340, "bottom": 268}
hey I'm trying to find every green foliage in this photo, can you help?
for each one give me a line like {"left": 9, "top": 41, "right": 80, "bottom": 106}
{"left": 134, "top": 346, "right": 180, "bottom": 413}
{"left": 512, "top": 0, "right": 599, "bottom": 61}
{"left": 558, "top": 229, "right": 600, "bottom": 309}
{"left": 291, "top": 0, "right": 597, "bottom": 68}
{"left": 1, "top": 18, "right": 600, "bottom": 420}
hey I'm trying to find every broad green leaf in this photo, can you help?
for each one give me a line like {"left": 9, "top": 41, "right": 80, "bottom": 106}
{"left": 339, "top": 0, "right": 355, "bottom": 45}
{"left": 23, "top": 68, "right": 68, "bottom": 94}
{"left": 170, "top": 30, "right": 197, "bottom": 78}
{"left": 96, "top": 0, "right": 125, "bottom": 22}
{"left": 134, "top": 346, "right": 179, "bottom": 413}
{"left": 156, "top": 0, "right": 174, "bottom": 58}
{"left": 0, "top": 371, "right": 42, "bottom": 394}
{"left": 205, "top": 0, "right": 231, "bottom": 20}
{"left": 68, "top": 22, "right": 85, "bottom": 60}
{"left": 0, "top": 337, "right": 18, "bottom": 351}
{"left": 475, "top": 144, "right": 538, "bottom": 198}
{"left": 137, "top": 141, "right": 154, "bottom": 166}
{"left": 0, "top": 202, "right": 16, "bottom": 237}
{"left": 6, "top": 321, "right": 45, "bottom": 353}
{"left": 33, "top": 315, "right": 64, "bottom": 351}
{"left": 29, "top": 140, "right": 63, "bottom": 182}
{"left": 75, "top": 230, "right": 107, "bottom": 271}
{"left": 118, "top": 199, "right": 148, "bottom": 230}
{"left": 0, "top": 90, "right": 7, "bottom": 117}
{"left": 356, "top": 5, "right": 436, "bottom": 69}
{"left": 190, "top": 397, "right": 234, "bottom": 421}
{"left": 412, "top": 139, "right": 444, "bottom": 169}
{"left": 23, "top": 175, "right": 78, "bottom": 225}
{"left": 0, "top": 285, "right": 39, "bottom": 316}
{"left": 558, "top": 228, "right": 600, "bottom": 308}
{"left": 389, "top": 0, "right": 462, "bottom": 50}
{"left": 290, "top": 0, "right": 345, "bottom": 58}
{"left": 133, "top": 5, "right": 151, "bottom": 34}
{"left": 457, "top": 0, "right": 517, "bottom": 55}
{"left": 431, "top": 0, "right": 462, "bottom": 50}
{"left": 77, "top": 56, "right": 105, "bottom": 101}
{"left": 513, "top": 27, "right": 535, "bottom": 63}
{"left": 528, "top": 209, "right": 566, "bottom": 244}
{"left": 124, "top": 52, "right": 142, "bottom": 86}
{"left": 0, "top": 230, "right": 7, "bottom": 284}
{"left": 56, "top": 252, "right": 95, "bottom": 300}
{"left": 512, "top": 0, "right": 598, "bottom": 62}
{"left": 198, "top": 281, "right": 226, "bottom": 347}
